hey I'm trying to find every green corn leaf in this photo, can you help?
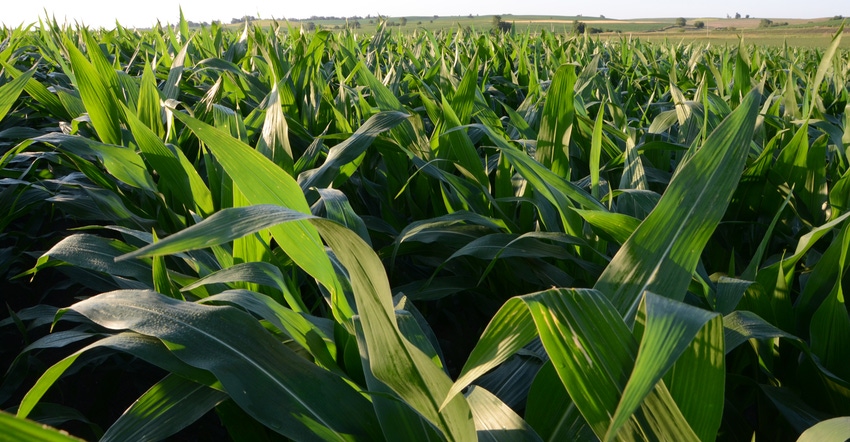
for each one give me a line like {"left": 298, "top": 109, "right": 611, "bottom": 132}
{"left": 66, "top": 290, "right": 382, "bottom": 441}
{"left": 162, "top": 39, "right": 191, "bottom": 101}
{"left": 446, "top": 288, "right": 706, "bottom": 441}
{"left": 117, "top": 204, "right": 477, "bottom": 440}
{"left": 797, "top": 417, "right": 850, "bottom": 442}
{"left": 101, "top": 375, "right": 227, "bottom": 442}
{"left": 436, "top": 99, "right": 489, "bottom": 188}
{"left": 19, "top": 332, "right": 219, "bottom": 419}
{"left": 589, "top": 104, "right": 604, "bottom": 199}
{"left": 722, "top": 311, "right": 802, "bottom": 353}
{"left": 761, "top": 386, "right": 831, "bottom": 434}
{"left": 122, "top": 102, "right": 213, "bottom": 216}
{"left": 536, "top": 64, "right": 576, "bottom": 179}
{"left": 299, "top": 111, "right": 410, "bottom": 193}
{"left": 315, "top": 188, "right": 371, "bottom": 246}
{"left": 466, "top": 385, "right": 542, "bottom": 442}
{"left": 0, "top": 61, "right": 69, "bottom": 120}
{"left": 806, "top": 24, "right": 844, "bottom": 119}
{"left": 168, "top": 109, "right": 348, "bottom": 321}
{"left": 573, "top": 209, "right": 640, "bottom": 245}
{"left": 809, "top": 219, "right": 850, "bottom": 380}
{"left": 356, "top": 62, "right": 431, "bottom": 159}
{"left": 525, "top": 362, "right": 594, "bottom": 441}
{"left": 199, "top": 289, "right": 336, "bottom": 371}
{"left": 63, "top": 37, "right": 122, "bottom": 145}
{"left": 317, "top": 220, "right": 476, "bottom": 441}
{"left": 151, "top": 231, "right": 180, "bottom": 299}
{"left": 257, "top": 81, "right": 294, "bottom": 175}
{"left": 594, "top": 89, "right": 761, "bottom": 322}
{"left": 620, "top": 294, "right": 725, "bottom": 442}
{"left": 450, "top": 55, "right": 478, "bottom": 125}
{"left": 480, "top": 125, "right": 605, "bottom": 213}
{"left": 179, "top": 262, "right": 286, "bottom": 294}
{"left": 351, "top": 317, "right": 446, "bottom": 442}
{"left": 25, "top": 234, "right": 152, "bottom": 286}
{"left": 0, "top": 411, "right": 85, "bottom": 441}
{"left": 136, "top": 62, "right": 165, "bottom": 137}
{"left": 0, "top": 65, "right": 35, "bottom": 123}
{"left": 796, "top": 221, "right": 850, "bottom": 331}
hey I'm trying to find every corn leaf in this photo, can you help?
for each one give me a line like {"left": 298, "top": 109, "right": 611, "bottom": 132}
{"left": 117, "top": 204, "right": 477, "bottom": 441}
{"left": 64, "top": 37, "right": 122, "bottom": 145}
{"left": 101, "top": 375, "right": 227, "bottom": 442}
{"left": 594, "top": 90, "right": 761, "bottom": 322}
{"left": 0, "top": 65, "right": 35, "bottom": 123}
{"left": 0, "top": 411, "right": 85, "bottom": 441}
{"left": 66, "top": 290, "right": 382, "bottom": 441}
{"left": 536, "top": 64, "right": 576, "bottom": 179}
{"left": 466, "top": 385, "right": 542, "bottom": 442}
{"left": 169, "top": 110, "right": 348, "bottom": 319}
{"left": 797, "top": 417, "right": 850, "bottom": 442}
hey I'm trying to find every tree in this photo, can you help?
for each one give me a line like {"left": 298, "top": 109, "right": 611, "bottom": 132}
{"left": 492, "top": 15, "right": 502, "bottom": 28}
{"left": 572, "top": 20, "right": 586, "bottom": 34}
{"left": 305, "top": 22, "right": 316, "bottom": 31}
{"left": 759, "top": 19, "right": 773, "bottom": 28}
{"left": 735, "top": 12, "right": 741, "bottom": 19}
{"left": 491, "top": 15, "right": 513, "bottom": 33}
{"left": 675, "top": 17, "right": 687, "bottom": 27}
{"left": 400, "top": 17, "right": 407, "bottom": 26}
{"left": 694, "top": 21, "right": 705, "bottom": 29}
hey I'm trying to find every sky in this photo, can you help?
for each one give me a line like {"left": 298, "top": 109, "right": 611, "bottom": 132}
{"left": 2, "top": 0, "right": 847, "bottom": 29}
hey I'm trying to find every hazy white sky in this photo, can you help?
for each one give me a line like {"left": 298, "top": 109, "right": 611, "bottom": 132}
{"left": 2, "top": 0, "right": 847, "bottom": 28}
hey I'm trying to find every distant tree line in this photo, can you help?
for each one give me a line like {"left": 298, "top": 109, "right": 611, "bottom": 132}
{"left": 758, "top": 19, "right": 789, "bottom": 28}
{"left": 571, "top": 20, "right": 609, "bottom": 34}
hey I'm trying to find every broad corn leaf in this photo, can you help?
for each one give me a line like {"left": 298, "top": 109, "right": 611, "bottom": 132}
{"left": 169, "top": 110, "right": 348, "bottom": 320}
{"left": 118, "top": 205, "right": 477, "bottom": 441}
{"left": 19, "top": 332, "right": 219, "bottom": 419}
{"left": 447, "top": 288, "right": 715, "bottom": 441}
{"left": 66, "top": 290, "right": 382, "bottom": 441}
{"left": 809, "top": 219, "right": 850, "bottom": 380}
{"left": 298, "top": 111, "right": 410, "bottom": 192}
{"left": 0, "top": 411, "right": 85, "bottom": 441}
{"left": 594, "top": 90, "right": 761, "bottom": 322}
{"left": 466, "top": 385, "right": 542, "bottom": 441}
{"left": 101, "top": 375, "right": 227, "bottom": 442}
{"left": 612, "top": 294, "right": 724, "bottom": 441}
{"left": 797, "top": 416, "right": 850, "bottom": 442}
{"left": 123, "top": 102, "right": 213, "bottom": 216}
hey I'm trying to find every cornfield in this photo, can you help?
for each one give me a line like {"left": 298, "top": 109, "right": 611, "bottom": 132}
{"left": 1, "top": 15, "right": 849, "bottom": 441}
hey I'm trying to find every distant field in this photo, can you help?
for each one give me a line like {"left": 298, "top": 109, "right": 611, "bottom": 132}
{"left": 230, "top": 14, "right": 848, "bottom": 47}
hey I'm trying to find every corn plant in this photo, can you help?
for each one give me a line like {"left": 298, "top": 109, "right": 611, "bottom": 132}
{"left": 0, "top": 16, "right": 848, "bottom": 441}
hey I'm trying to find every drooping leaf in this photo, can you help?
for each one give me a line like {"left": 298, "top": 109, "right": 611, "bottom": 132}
{"left": 67, "top": 290, "right": 382, "bottom": 441}
{"left": 117, "top": 204, "right": 477, "bottom": 440}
